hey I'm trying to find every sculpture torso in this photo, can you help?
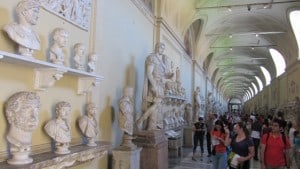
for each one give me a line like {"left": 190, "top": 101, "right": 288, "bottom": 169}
{"left": 79, "top": 115, "right": 98, "bottom": 138}
{"left": 118, "top": 96, "right": 134, "bottom": 135}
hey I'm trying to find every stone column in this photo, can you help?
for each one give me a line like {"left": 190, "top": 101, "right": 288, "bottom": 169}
{"left": 133, "top": 130, "right": 168, "bottom": 169}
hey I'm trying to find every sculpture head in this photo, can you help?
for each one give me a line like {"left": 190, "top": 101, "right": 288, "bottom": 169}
{"left": 86, "top": 102, "right": 97, "bottom": 117}
{"left": 52, "top": 28, "right": 69, "bottom": 48}
{"left": 154, "top": 42, "right": 165, "bottom": 55}
{"left": 74, "top": 43, "right": 85, "bottom": 57}
{"left": 88, "top": 53, "right": 98, "bottom": 62}
{"left": 123, "top": 86, "right": 134, "bottom": 98}
{"left": 5, "top": 91, "right": 40, "bottom": 132}
{"left": 55, "top": 101, "right": 71, "bottom": 120}
{"left": 16, "top": 0, "right": 40, "bottom": 26}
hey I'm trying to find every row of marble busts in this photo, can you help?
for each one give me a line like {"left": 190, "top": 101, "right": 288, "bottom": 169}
{"left": 163, "top": 109, "right": 185, "bottom": 130}
{"left": 2, "top": 0, "right": 97, "bottom": 73}
{"left": 4, "top": 91, "right": 99, "bottom": 165}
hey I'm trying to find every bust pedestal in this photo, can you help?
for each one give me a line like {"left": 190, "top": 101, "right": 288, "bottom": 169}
{"left": 112, "top": 147, "right": 142, "bottom": 169}
{"left": 133, "top": 130, "right": 168, "bottom": 169}
{"left": 183, "top": 126, "right": 193, "bottom": 147}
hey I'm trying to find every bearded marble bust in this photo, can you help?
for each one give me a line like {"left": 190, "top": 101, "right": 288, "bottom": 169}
{"left": 5, "top": 91, "right": 40, "bottom": 165}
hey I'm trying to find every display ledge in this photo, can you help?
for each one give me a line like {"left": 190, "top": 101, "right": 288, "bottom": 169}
{"left": 0, "top": 50, "right": 104, "bottom": 94}
{"left": 0, "top": 141, "right": 111, "bottom": 169}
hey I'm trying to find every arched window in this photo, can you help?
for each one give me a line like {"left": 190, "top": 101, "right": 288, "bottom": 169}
{"left": 260, "top": 66, "right": 271, "bottom": 85}
{"left": 290, "top": 10, "right": 300, "bottom": 59}
{"left": 269, "top": 48, "right": 286, "bottom": 77}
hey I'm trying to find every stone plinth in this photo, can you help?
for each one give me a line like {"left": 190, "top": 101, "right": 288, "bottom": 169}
{"left": 133, "top": 130, "right": 168, "bottom": 169}
{"left": 112, "top": 147, "right": 142, "bottom": 169}
{"left": 168, "top": 137, "right": 182, "bottom": 158}
{"left": 0, "top": 141, "right": 111, "bottom": 169}
{"left": 183, "top": 126, "right": 193, "bottom": 147}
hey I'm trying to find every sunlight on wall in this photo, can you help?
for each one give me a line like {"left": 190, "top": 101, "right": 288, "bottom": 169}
{"left": 249, "top": 87, "right": 254, "bottom": 98}
{"left": 290, "top": 10, "right": 300, "bottom": 59}
{"left": 255, "top": 76, "right": 263, "bottom": 91}
{"left": 269, "top": 48, "right": 286, "bottom": 77}
{"left": 260, "top": 66, "right": 271, "bottom": 85}
{"left": 251, "top": 82, "right": 258, "bottom": 95}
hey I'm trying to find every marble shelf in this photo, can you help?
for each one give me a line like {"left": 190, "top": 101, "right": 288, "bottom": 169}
{"left": 0, "top": 50, "right": 104, "bottom": 93}
{"left": 0, "top": 141, "right": 111, "bottom": 169}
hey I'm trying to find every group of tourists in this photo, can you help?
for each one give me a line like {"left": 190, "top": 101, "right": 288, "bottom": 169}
{"left": 192, "top": 112, "right": 300, "bottom": 169}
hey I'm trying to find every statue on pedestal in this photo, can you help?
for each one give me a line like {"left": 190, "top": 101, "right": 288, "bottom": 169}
{"left": 184, "top": 103, "right": 193, "bottom": 126}
{"left": 79, "top": 103, "right": 99, "bottom": 146}
{"left": 193, "top": 86, "right": 201, "bottom": 122}
{"left": 118, "top": 87, "right": 136, "bottom": 150}
{"left": 137, "top": 42, "right": 173, "bottom": 130}
{"left": 44, "top": 101, "right": 71, "bottom": 154}
{"left": 5, "top": 91, "right": 40, "bottom": 165}
{"left": 3, "top": 0, "right": 41, "bottom": 57}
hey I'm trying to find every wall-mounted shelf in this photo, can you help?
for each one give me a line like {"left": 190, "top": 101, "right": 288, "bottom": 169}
{"left": 0, "top": 141, "right": 111, "bottom": 169}
{"left": 0, "top": 50, "right": 104, "bottom": 94}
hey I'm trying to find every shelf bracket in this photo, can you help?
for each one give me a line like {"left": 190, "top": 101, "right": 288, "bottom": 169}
{"left": 34, "top": 68, "right": 67, "bottom": 91}
{"left": 78, "top": 77, "right": 102, "bottom": 94}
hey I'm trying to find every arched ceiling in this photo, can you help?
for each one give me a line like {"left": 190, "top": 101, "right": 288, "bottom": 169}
{"left": 161, "top": 0, "right": 300, "bottom": 100}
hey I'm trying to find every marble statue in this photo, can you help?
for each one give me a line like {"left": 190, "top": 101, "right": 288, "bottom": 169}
{"left": 184, "top": 103, "right": 193, "bottom": 126}
{"left": 3, "top": 0, "right": 41, "bottom": 57}
{"left": 5, "top": 91, "right": 40, "bottom": 165}
{"left": 44, "top": 101, "right": 71, "bottom": 154}
{"left": 193, "top": 86, "right": 201, "bottom": 122}
{"left": 137, "top": 42, "right": 173, "bottom": 130}
{"left": 79, "top": 103, "right": 99, "bottom": 146}
{"left": 118, "top": 87, "right": 136, "bottom": 149}
{"left": 73, "top": 43, "right": 85, "bottom": 70}
{"left": 49, "top": 28, "right": 69, "bottom": 65}
{"left": 87, "top": 53, "right": 97, "bottom": 73}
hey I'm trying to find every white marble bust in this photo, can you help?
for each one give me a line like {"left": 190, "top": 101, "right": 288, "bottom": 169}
{"left": 78, "top": 103, "right": 99, "bottom": 146}
{"left": 44, "top": 101, "right": 71, "bottom": 154}
{"left": 5, "top": 91, "right": 40, "bottom": 165}
{"left": 3, "top": 0, "right": 41, "bottom": 57}
{"left": 87, "top": 53, "right": 97, "bottom": 73}
{"left": 49, "top": 28, "right": 69, "bottom": 65}
{"left": 73, "top": 43, "right": 85, "bottom": 70}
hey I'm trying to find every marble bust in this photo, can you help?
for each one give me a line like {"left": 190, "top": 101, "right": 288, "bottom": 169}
{"left": 44, "top": 101, "right": 71, "bottom": 154}
{"left": 87, "top": 53, "right": 97, "bottom": 73}
{"left": 5, "top": 91, "right": 40, "bottom": 165}
{"left": 73, "top": 43, "right": 85, "bottom": 70}
{"left": 78, "top": 103, "right": 99, "bottom": 146}
{"left": 49, "top": 28, "right": 69, "bottom": 65}
{"left": 3, "top": 0, "right": 41, "bottom": 57}
{"left": 118, "top": 87, "right": 137, "bottom": 149}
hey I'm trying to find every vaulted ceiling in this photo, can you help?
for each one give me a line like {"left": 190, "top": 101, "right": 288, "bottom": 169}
{"left": 161, "top": 0, "right": 300, "bottom": 101}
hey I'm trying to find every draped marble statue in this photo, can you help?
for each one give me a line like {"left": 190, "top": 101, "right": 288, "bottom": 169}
{"left": 79, "top": 102, "right": 99, "bottom": 146}
{"left": 5, "top": 91, "right": 40, "bottom": 165}
{"left": 3, "top": 0, "right": 41, "bottom": 57}
{"left": 118, "top": 87, "right": 137, "bottom": 149}
{"left": 49, "top": 28, "right": 69, "bottom": 65}
{"left": 44, "top": 101, "right": 71, "bottom": 154}
{"left": 137, "top": 42, "right": 174, "bottom": 130}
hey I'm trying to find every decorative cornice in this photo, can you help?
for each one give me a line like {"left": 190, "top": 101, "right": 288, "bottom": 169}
{"left": 130, "top": 0, "right": 155, "bottom": 24}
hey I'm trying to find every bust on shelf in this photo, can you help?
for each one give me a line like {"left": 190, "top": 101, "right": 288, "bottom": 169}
{"left": 5, "top": 91, "right": 40, "bottom": 165}
{"left": 78, "top": 102, "right": 99, "bottom": 146}
{"left": 87, "top": 53, "right": 97, "bottom": 73}
{"left": 3, "top": 0, "right": 41, "bottom": 57}
{"left": 44, "top": 101, "right": 72, "bottom": 154}
{"left": 49, "top": 28, "right": 69, "bottom": 65}
{"left": 73, "top": 43, "right": 85, "bottom": 70}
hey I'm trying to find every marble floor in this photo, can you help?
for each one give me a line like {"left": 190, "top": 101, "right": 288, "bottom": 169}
{"left": 168, "top": 147, "right": 261, "bottom": 169}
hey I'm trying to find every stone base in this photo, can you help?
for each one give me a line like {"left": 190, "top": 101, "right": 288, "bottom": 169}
{"left": 133, "top": 130, "right": 168, "bottom": 169}
{"left": 168, "top": 137, "right": 182, "bottom": 158}
{"left": 112, "top": 147, "right": 142, "bottom": 169}
{"left": 183, "top": 126, "right": 193, "bottom": 147}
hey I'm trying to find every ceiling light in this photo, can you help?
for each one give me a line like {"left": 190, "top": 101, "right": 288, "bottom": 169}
{"left": 251, "top": 47, "right": 255, "bottom": 50}
{"left": 229, "top": 34, "right": 233, "bottom": 38}
{"left": 255, "top": 34, "right": 259, "bottom": 37}
{"left": 230, "top": 48, "right": 233, "bottom": 51}
{"left": 227, "top": 7, "right": 232, "bottom": 12}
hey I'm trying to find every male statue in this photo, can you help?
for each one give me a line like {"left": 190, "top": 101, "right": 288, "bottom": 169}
{"left": 3, "top": 0, "right": 41, "bottom": 57}
{"left": 5, "top": 91, "right": 40, "bottom": 165}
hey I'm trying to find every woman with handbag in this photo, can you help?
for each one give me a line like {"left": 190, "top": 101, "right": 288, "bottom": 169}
{"left": 228, "top": 122, "right": 255, "bottom": 169}
{"left": 211, "top": 120, "right": 230, "bottom": 169}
